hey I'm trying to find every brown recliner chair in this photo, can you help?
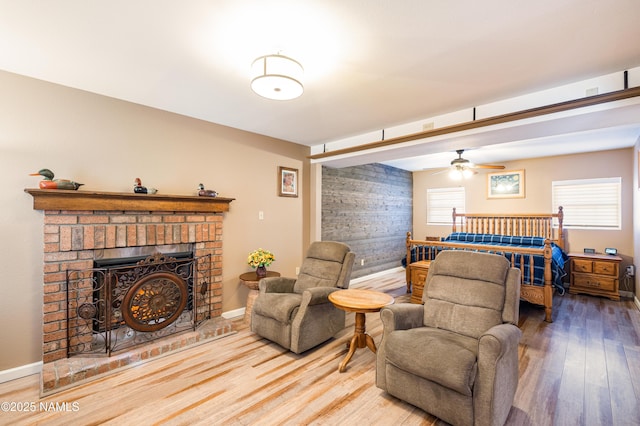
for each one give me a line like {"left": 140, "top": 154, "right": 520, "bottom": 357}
{"left": 251, "top": 241, "right": 355, "bottom": 354}
{"left": 377, "top": 250, "right": 522, "bottom": 426}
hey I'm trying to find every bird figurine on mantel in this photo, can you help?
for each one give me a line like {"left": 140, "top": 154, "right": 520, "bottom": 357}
{"left": 198, "top": 183, "right": 218, "bottom": 197}
{"left": 30, "top": 168, "right": 83, "bottom": 190}
{"left": 134, "top": 178, "right": 157, "bottom": 194}
{"left": 133, "top": 178, "right": 147, "bottom": 194}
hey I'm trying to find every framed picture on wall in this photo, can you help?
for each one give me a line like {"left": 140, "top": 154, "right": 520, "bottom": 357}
{"left": 278, "top": 166, "right": 298, "bottom": 197}
{"left": 487, "top": 170, "right": 525, "bottom": 199}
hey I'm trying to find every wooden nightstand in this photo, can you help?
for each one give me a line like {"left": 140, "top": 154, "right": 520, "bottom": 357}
{"left": 410, "top": 261, "right": 430, "bottom": 304}
{"left": 568, "top": 253, "right": 621, "bottom": 300}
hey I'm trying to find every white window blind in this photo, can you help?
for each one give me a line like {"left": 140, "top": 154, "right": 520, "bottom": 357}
{"left": 427, "top": 187, "right": 465, "bottom": 225}
{"left": 552, "top": 177, "right": 621, "bottom": 229}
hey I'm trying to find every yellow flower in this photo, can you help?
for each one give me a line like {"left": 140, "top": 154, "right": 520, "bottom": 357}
{"left": 247, "top": 248, "right": 275, "bottom": 268}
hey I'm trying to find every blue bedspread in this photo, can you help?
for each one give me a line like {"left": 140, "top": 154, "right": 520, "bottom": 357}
{"left": 405, "top": 233, "right": 568, "bottom": 290}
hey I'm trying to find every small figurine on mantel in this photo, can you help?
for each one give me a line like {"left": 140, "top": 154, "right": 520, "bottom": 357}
{"left": 197, "top": 183, "right": 218, "bottom": 197}
{"left": 30, "top": 168, "right": 83, "bottom": 190}
{"left": 133, "top": 178, "right": 157, "bottom": 194}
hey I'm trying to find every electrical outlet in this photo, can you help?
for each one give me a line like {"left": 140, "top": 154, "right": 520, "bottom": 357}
{"left": 295, "top": 267, "right": 300, "bottom": 275}
{"left": 360, "top": 259, "right": 365, "bottom": 266}
{"left": 258, "top": 211, "right": 264, "bottom": 220}
{"left": 626, "top": 265, "right": 635, "bottom": 276}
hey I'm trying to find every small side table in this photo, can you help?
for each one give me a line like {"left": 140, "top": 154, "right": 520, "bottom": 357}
{"left": 328, "top": 288, "right": 394, "bottom": 373}
{"left": 239, "top": 271, "right": 280, "bottom": 324}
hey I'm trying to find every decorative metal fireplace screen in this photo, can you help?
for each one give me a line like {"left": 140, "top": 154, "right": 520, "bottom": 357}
{"left": 66, "top": 252, "right": 213, "bottom": 357}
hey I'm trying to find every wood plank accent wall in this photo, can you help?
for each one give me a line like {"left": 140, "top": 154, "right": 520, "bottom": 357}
{"left": 322, "top": 164, "right": 412, "bottom": 278}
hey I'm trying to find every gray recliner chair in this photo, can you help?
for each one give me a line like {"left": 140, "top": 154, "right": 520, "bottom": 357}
{"left": 377, "top": 250, "right": 522, "bottom": 426}
{"left": 251, "top": 241, "right": 355, "bottom": 354}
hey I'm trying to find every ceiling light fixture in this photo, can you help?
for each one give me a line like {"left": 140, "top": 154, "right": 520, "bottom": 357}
{"left": 449, "top": 165, "right": 474, "bottom": 180}
{"left": 250, "top": 54, "right": 304, "bottom": 100}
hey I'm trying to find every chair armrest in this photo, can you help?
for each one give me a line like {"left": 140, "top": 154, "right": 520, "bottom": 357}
{"left": 376, "top": 303, "right": 424, "bottom": 391}
{"left": 478, "top": 323, "right": 522, "bottom": 359}
{"left": 259, "top": 276, "right": 296, "bottom": 293}
{"left": 301, "top": 286, "right": 338, "bottom": 306}
{"left": 475, "top": 323, "right": 522, "bottom": 424}
{"left": 380, "top": 303, "right": 424, "bottom": 333}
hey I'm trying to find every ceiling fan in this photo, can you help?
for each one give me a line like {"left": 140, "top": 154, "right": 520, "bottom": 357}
{"left": 433, "top": 149, "right": 505, "bottom": 179}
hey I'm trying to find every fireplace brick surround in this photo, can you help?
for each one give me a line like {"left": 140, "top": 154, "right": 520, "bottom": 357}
{"left": 41, "top": 209, "right": 224, "bottom": 363}
{"left": 26, "top": 189, "right": 235, "bottom": 395}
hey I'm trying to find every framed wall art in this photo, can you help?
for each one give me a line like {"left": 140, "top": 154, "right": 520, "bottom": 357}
{"left": 487, "top": 170, "right": 525, "bottom": 199}
{"left": 278, "top": 166, "right": 298, "bottom": 197}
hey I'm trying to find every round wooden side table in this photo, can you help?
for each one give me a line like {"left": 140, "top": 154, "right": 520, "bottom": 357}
{"left": 239, "top": 271, "right": 280, "bottom": 324}
{"left": 328, "top": 288, "right": 394, "bottom": 372}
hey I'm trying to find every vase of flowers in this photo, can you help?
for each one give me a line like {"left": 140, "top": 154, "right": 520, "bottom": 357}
{"left": 247, "top": 248, "right": 275, "bottom": 278}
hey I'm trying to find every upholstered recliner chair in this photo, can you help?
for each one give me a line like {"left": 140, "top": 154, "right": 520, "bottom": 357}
{"left": 251, "top": 241, "right": 355, "bottom": 354}
{"left": 377, "top": 250, "right": 522, "bottom": 426}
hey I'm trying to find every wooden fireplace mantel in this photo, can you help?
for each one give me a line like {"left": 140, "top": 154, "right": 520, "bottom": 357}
{"left": 25, "top": 188, "right": 234, "bottom": 213}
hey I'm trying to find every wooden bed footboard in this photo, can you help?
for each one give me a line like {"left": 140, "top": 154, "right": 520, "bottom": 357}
{"left": 405, "top": 207, "right": 564, "bottom": 323}
{"left": 406, "top": 234, "right": 555, "bottom": 322}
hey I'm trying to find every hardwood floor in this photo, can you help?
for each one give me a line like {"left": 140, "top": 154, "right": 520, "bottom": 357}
{"left": 1, "top": 270, "right": 639, "bottom": 426}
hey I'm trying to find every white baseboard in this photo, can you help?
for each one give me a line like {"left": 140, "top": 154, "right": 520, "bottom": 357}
{"left": 0, "top": 361, "right": 42, "bottom": 384}
{"left": 350, "top": 267, "right": 404, "bottom": 285}
{"left": 222, "top": 307, "right": 245, "bottom": 320}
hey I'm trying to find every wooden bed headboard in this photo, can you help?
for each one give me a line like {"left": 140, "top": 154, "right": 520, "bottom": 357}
{"left": 451, "top": 206, "right": 564, "bottom": 250}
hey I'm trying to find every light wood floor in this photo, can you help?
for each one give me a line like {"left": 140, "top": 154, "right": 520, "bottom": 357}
{"left": 1, "top": 270, "right": 639, "bottom": 426}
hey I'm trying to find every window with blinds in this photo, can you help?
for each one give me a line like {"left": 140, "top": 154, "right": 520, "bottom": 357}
{"left": 427, "top": 187, "right": 465, "bottom": 225}
{"left": 551, "top": 177, "right": 621, "bottom": 229}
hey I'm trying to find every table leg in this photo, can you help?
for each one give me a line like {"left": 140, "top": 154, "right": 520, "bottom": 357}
{"left": 338, "top": 311, "right": 377, "bottom": 372}
{"left": 339, "top": 334, "right": 359, "bottom": 373}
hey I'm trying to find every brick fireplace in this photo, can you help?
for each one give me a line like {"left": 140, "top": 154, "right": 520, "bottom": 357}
{"left": 26, "top": 189, "right": 235, "bottom": 395}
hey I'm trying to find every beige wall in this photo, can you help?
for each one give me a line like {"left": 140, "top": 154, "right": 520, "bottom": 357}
{"left": 413, "top": 148, "right": 635, "bottom": 292}
{"left": 635, "top": 140, "right": 640, "bottom": 303}
{"left": 0, "top": 70, "right": 310, "bottom": 370}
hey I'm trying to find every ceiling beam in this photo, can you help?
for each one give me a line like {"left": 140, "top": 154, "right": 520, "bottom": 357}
{"left": 309, "top": 86, "right": 640, "bottom": 161}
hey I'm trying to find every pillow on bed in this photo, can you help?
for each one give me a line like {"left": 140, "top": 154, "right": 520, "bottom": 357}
{"left": 496, "top": 235, "right": 546, "bottom": 246}
{"left": 446, "top": 232, "right": 546, "bottom": 247}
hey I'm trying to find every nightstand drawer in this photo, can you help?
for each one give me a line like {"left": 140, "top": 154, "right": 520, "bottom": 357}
{"left": 411, "top": 268, "right": 429, "bottom": 284}
{"left": 593, "top": 261, "right": 617, "bottom": 276}
{"left": 573, "top": 259, "right": 592, "bottom": 273}
{"left": 573, "top": 274, "right": 616, "bottom": 291}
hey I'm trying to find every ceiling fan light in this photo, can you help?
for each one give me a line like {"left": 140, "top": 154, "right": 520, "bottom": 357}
{"left": 250, "top": 54, "right": 304, "bottom": 100}
{"left": 449, "top": 168, "right": 463, "bottom": 180}
{"left": 462, "top": 168, "right": 473, "bottom": 179}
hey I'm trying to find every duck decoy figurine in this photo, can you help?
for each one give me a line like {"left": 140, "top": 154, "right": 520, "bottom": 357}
{"left": 134, "top": 178, "right": 147, "bottom": 194}
{"left": 30, "top": 169, "right": 84, "bottom": 190}
{"left": 198, "top": 183, "right": 218, "bottom": 197}
{"left": 134, "top": 178, "right": 157, "bottom": 194}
